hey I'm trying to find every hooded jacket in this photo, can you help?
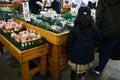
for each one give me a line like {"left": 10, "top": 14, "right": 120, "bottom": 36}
{"left": 66, "top": 17, "right": 103, "bottom": 64}
{"left": 96, "top": 0, "right": 120, "bottom": 37}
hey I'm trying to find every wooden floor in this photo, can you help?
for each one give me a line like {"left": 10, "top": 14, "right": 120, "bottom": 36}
{"left": 0, "top": 47, "right": 120, "bottom": 80}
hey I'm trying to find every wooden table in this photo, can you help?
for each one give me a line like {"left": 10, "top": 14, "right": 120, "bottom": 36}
{"left": 0, "top": 34, "right": 49, "bottom": 80}
{"left": 13, "top": 18, "right": 69, "bottom": 80}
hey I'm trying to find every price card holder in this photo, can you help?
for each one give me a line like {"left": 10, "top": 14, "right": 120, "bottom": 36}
{"left": 22, "top": 1, "right": 31, "bottom": 21}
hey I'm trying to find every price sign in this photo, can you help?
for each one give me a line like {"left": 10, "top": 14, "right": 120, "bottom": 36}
{"left": 22, "top": 1, "right": 31, "bottom": 21}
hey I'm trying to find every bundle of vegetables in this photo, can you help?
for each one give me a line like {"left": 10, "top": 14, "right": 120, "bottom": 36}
{"left": 13, "top": 13, "right": 24, "bottom": 20}
{"left": 0, "top": 19, "right": 24, "bottom": 33}
{"left": 13, "top": 12, "right": 74, "bottom": 33}
{"left": 37, "top": 14, "right": 63, "bottom": 27}
{"left": 61, "top": 12, "right": 75, "bottom": 21}
{"left": 0, "top": 11, "right": 11, "bottom": 20}
{"left": 38, "top": 12, "right": 74, "bottom": 30}
{"left": 31, "top": 14, "right": 64, "bottom": 33}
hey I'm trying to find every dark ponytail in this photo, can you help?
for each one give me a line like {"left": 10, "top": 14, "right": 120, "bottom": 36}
{"left": 76, "top": 6, "right": 94, "bottom": 31}
{"left": 78, "top": 14, "right": 94, "bottom": 31}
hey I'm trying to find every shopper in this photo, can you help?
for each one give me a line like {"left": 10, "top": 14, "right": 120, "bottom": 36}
{"left": 29, "top": 0, "right": 44, "bottom": 14}
{"left": 87, "top": 1, "right": 96, "bottom": 9}
{"left": 72, "top": 0, "right": 85, "bottom": 13}
{"left": 66, "top": 6, "right": 103, "bottom": 80}
{"left": 50, "top": 0, "right": 62, "bottom": 14}
{"left": 91, "top": 0, "right": 120, "bottom": 77}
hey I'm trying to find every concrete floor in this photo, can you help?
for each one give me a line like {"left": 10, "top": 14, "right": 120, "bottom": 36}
{"left": 0, "top": 47, "right": 120, "bottom": 80}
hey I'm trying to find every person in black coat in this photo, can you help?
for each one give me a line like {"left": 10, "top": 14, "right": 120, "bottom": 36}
{"left": 91, "top": 0, "right": 120, "bottom": 77}
{"left": 87, "top": 1, "right": 96, "bottom": 9}
{"left": 29, "top": 0, "right": 44, "bottom": 14}
{"left": 66, "top": 6, "right": 103, "bottom": 80}
{"left": 51, "top": 0, "right": 61, "bottom": 14}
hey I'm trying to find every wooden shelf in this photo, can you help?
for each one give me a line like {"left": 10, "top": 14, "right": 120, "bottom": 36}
{"left": 0, "top": 4, "right": 14, "bottom": 7}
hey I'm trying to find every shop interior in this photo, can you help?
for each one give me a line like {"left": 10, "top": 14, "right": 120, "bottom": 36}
{"left": 0, "top": 0, "right": 120, "bottom": 80}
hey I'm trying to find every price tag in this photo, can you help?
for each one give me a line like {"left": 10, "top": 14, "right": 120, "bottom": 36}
{"left": 22, "top": 1, "right": 31, "bottom": 21}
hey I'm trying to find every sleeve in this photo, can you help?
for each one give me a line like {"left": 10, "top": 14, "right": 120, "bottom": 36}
{"left": 91, "top": 24, "right": 103, "bottom": 43}
{"left": 90, "top": 24, "right": 103, "bottom": 52}
{"left": 96, "top": 0, "right": 105, "bottom": 30}
{"left": 65, "top": 26, "right": 76, "bottom": 56}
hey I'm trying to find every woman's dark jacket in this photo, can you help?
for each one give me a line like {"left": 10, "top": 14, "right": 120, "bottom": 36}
{"left": 51, "top": 0, "right": 61, "bottom": 14}
{"left": 96, "top": 0, "right": 120, "bottom": 37}
{"left": 66, "top": 18, "right": 103, "bottom": 64}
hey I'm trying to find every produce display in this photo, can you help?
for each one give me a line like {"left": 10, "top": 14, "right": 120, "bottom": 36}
{"left": 0, "top": 1, "right": 15, "bottom": 12}
{"left": 0, "top": 19, "right": 46, "bottom": 51}
{"left": 0, "top": 11, "right": 13, "bottom": 20}
{"left": 13, "top": 11, "right": 75, "bottom": 33}
{"left": 0, "top": 19, "right": 23, "bottom": 33}
{"left": 61, "top": 12, "right": 76, "bottom": 21}
{"left": 0, "top": 7, "right": 15, "bottom": 12}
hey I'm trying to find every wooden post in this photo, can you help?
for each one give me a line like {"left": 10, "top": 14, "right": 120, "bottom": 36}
{"left": 20, "top": 62, "right": 30, "bottom": 80}
{"left": 40, "top": 55, "right": 47, "bottom": 75}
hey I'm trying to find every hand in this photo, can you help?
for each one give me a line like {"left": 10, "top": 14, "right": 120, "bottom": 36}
{"left": 50, "top": 8, "right": 53, "bottom": 11}
{"left": 40, "top": 2, "right": 44, "bottom": 8}
{"left": 36, "top": 1, "right": 44, "bottom": 8}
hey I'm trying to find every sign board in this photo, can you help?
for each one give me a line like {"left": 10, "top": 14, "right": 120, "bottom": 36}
{"left": 22, "top": 1, "right": 31, "bottom": 21}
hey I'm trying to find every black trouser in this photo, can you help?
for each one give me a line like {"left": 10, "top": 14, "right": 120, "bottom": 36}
{"left": 95, "top": 37, "right": 120, "bottom": 72}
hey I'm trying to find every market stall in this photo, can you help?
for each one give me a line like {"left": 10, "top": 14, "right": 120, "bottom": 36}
{"left": 12, "top": 17, "right": 69, "bottom": 80}
{"left": 0, "top": 19, "right": 49, "bottom": 80}
{"left": 0, "top": 34, "right": 49, "bottom": 80}
{"left": 0, "top": 1, "right": 75, "bottom": 79}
